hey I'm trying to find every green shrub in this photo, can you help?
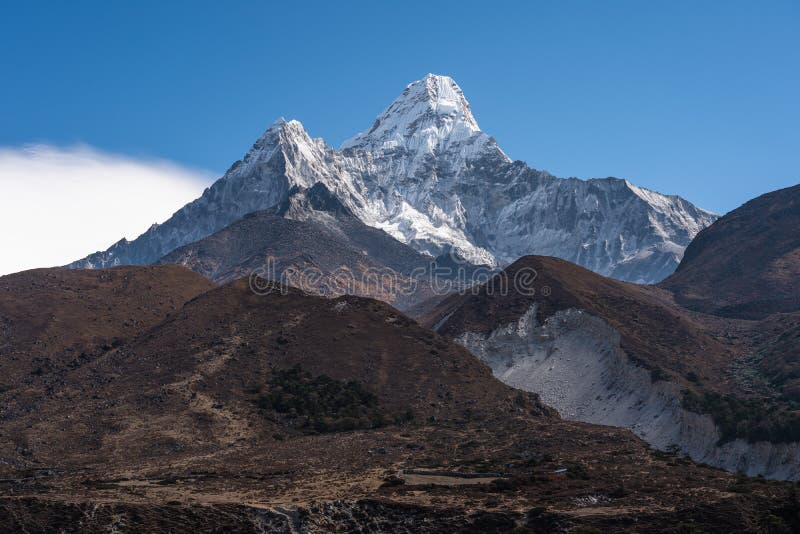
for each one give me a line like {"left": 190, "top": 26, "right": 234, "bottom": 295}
{"left": 682, "top": 390, "right": 800, "bottom": 444}
{"left": 650, "top": 367, "right": 670, "bottom": 382}
{"left": 255, "top": 365, "right": 398, "bottom": 433}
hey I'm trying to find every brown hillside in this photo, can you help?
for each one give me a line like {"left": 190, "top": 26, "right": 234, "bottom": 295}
{"left": 0, "top": 265, "right": 215, "bottom": 388}
{"left": 0, "top": 277, "right": 549, "bottom": 468}
{"left": 1, "top": 270, "right": 797, "bottom": 531}
{"left": 661, "top": 184, "right": 800, "bottom": 319}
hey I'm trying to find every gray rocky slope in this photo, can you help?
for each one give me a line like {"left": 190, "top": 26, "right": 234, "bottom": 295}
{"left": 71, "top": 74, "right": 716, "bottom": 283}
{"left": 458, "top": 306, "right": 800, "bottom": 481}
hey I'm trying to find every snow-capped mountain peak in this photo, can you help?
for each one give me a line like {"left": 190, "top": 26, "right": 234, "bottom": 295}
{"left": 72, "top": 73, "right": 717, "bottom": 284}
{"left": 341, "top": 74, "right": 498, "bottom": 159}
{"left": 247, "top": 118, "right": 313, "bottom": 156}
{"left": 237, "top": 117, "right": 329, "bottom": 190}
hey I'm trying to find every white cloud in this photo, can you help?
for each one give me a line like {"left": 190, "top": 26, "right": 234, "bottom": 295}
{"left": 0, "top": 144, "right": 215, "bottom": 276}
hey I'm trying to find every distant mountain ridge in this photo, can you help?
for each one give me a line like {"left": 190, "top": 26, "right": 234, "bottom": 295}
{"left": 71, "top": 74, "right": 716, "bottom": 283}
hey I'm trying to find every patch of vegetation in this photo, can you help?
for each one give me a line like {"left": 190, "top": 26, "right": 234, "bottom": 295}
{"left": 764, "top": 486, "right": 800, "bottom": 533}
{"left": 608, "top": 483, "right": 629, "bottom": 498}
{"left": 756, "top": 327, "right": 800, "bottom": 402}
{"left": 650, "top": 366, "right": 670, "bottom": 382}
{"left": 525, "top": 507, "right": 562, "bottom": 532}
{"left": 726, "top": 473, "right": 754, "bottom": 494}
{"left": 682, "top": 389, "right": 800, "bottom": 444}
{"left": 379, "top": 475, "right": 405, "bottom": 488}
{"left": 254, "top": 365, "right": 412, "bottom": 433}
{"left": 730, "top": 350, "right": 779, "bottom": 398}
{"left": 483, "top": 477, "right": 525, "bottom": 493}
{"left": 565, "top": 463, "right": 590, "bottom": 480}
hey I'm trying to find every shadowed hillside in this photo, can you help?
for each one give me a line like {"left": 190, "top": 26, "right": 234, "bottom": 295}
{"left": 661, "top": 184, "right": 800, "bottom": 319}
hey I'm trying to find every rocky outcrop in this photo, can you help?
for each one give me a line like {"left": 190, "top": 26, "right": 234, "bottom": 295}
{"left": 457, "top": 305, "right": 800, "bottom": 480}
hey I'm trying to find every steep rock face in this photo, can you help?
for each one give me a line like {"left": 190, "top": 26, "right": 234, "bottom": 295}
{"left": 69, "top": 120, "right": 328, "bottom": 269}
{"left": 457, "top": 305, "right": 800, "bottom": 480}
{"left": 661, "top": 183, "right": 800, "bottom": 318}
{"left": 72, "top": 74, "right": 716, "bottom": 283}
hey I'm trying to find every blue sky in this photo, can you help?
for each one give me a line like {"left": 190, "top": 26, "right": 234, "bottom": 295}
{"left": 1, "top": 0, "right": 798, "bottom": 215}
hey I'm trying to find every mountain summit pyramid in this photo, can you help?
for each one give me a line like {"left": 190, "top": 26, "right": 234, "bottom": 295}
{"left": 72, "top": 74, "right": 716, "bottom": 283}
{"left": 342, "top": 73, "right": 489, "bottom": 154}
